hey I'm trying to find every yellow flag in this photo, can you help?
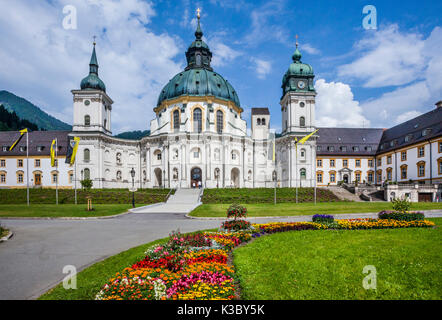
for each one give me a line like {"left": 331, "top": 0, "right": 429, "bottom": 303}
{"left": 70, "top": 137, "right": 80, "bottom": 165}
{"left": 50, "top": 139, "right": 56, "bottom": 167}
{"left": 297, "top": 129, "right": 318, "bottom": 145}
{"left": 9, "top": 128, "right": 28, "bottom": 151}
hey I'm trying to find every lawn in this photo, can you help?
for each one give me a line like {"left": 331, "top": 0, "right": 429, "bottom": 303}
{"left": 0, "top": 188, "right": 172, "bottom": 205}
{"left": 233, "top": 218, "right": 442, "bottom": 300}
{"left": 202, "top": 187, "right": 340, "bottom": 203}
{"left": 0, "top": 204, "right": 134, "bottom": 218}
{"left": 190, "top": 202, "right": 442, "bottom": 217}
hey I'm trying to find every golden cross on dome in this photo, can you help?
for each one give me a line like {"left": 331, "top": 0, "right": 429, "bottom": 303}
{"left": 197, "top": 8, "right": 201, "bottom": 19}
{"left": 295, "top": 34, "right": 299, "bottom": 48}
{"left": 93, "top": 35, "right": 97, "bottom": 46}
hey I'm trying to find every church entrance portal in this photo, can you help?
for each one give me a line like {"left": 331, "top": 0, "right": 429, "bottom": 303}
{"left": 191, "top": 167, "right": 202, "bottom": 188}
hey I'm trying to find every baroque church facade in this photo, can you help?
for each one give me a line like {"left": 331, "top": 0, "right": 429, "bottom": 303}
{"left": 71, "top": 16, "right": 317, "bottom": 189}
{"left": 1, "top": 15, "right": 441, "bottom": 192}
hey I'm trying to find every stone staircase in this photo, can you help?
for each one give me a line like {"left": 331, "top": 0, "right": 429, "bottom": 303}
{"left": 325, "top": 186, "right": 363, "bottom": 202}
{"left": 131, "top": 188, "right": 202, "bottom": 214}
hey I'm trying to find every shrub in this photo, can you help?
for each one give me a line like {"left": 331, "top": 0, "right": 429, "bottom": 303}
{"left": 391, "top": 197, "right": 411, "bottom": 212}
{"left": 80, "top": 179, "right": 93, "bottom": 190}
{"left": 221, "top": 220, "right": 251, "bottom": 232}
{"left": 312, "top": 214, "right": 334, "bottom": 223}
{"left": 378, "top": 211, "right": 425, "bottom": 221}
{"left": 226, "top": 204, "right": 247, "bottom": 220}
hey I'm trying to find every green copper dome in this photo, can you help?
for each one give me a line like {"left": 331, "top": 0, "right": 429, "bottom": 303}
{"left": 157, "top": 68, "right": 241, "bottom": 108}
{"left": 156, "top": 14, "right": 241, "bottom": 109}
{"left": 282, "top": 44, "right": 315, "bottom": 96}
{"left": 80, "top": 44, "right": 106, "bottom": 92}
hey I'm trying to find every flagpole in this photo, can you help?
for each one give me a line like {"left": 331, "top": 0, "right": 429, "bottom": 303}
{"left": 75, "top": 159, "right": 77, "bottom": 205}
{"left": 295, "top": 140, "right": 298, "bottom": 204}
{"left": 26, "top": 131, "right": 29, "bottom": 206}
{"left": 56, "top": 138, "right": 58, "bottom": 205}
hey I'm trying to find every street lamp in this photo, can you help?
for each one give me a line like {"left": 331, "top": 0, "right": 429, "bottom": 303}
{"left": 130, "top": 167, "right": 135, "bottom": 208}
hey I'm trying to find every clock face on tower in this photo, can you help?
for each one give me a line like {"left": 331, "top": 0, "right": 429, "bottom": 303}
{"left": 297, "top": 80, "right": 306, "bottom": 89}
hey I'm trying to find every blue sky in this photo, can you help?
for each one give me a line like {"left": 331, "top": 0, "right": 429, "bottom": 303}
{"left": 0, "top": 0, "right": 441, "bottom": 134}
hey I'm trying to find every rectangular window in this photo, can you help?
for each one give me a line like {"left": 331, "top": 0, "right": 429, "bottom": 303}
{"left": 355, "top": 159, "right": 361, "bottom": 167}
{"left": 330, "top": 173, "right": 335, "bottom": 183}
{"left": 377, "top": 158, "right": 382, "bottom": 166}
{"left": 35, "top": 159, "right": 41, "bottom": 167}
{"left": 387, "top": 156, "right": 392, "bottom": 164}
{"left": 387, "top": 170, "right": 392, "bottom": 181}
{"left": 418, "top": 146, "right": 425, "bottom": 157}
{"left": 52, "top": 173, "right": 58, "bottom": 183}
{"left": 317, "top": 159, "right": 322, "bottom": 167}
{"left": 330, "top": 159, "right": 335, "bottom": 167}
{"left": 368, "top": 172, "right": 373, "bottom": 183}
{"left": 54, "top": 159, "right": 58, "bottom": 167}
{"left": 317, "top": 173, "right": 323, "bottom": 183}
{"left": 0, "top": 173, "right": 5, "bottom": 183}
{"left": 356, "top": 173, "right": 361, "bottom": 182}
{"left": 194, "top": 151, "right": 199, "bottom": 158}
{"left": 439, "top": 142, "right": 442, "bottom": 153}
{"left": 18, "top": 173, "right": 23, "bottom": 183}
{"left": 157, "top": 153, "right": 162, "bottom": 161}
{"left": 368, "top": 159, "right": 373, "bottom": 167}
{"left": 401, "top": 151, "right": 407, "bottom": 161}
{"left": 69, "top": 173, "right": 73, "bottom": 184}
{"left": 0, "top": 159, "right": 5, "bottom": 167}
{"left": 343, "top": 160, "right": 348, "bottom": 167}
{"left": 17, "top": 159, "right": 23, "bottom": 167}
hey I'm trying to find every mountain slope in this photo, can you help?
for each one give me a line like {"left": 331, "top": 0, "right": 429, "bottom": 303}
{"left": 114, "top": 130, "right": 150, "bottom": 140}
{"left": 0, "top": 104, "right": 40, "bottom": 131}
{"left": 0, "top": 90, "right": 71, "bottom": 131}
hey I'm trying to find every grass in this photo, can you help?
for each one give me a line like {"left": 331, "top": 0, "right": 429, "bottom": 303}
{"left": 0, "top": 204, "right": 135, "bottom": 218}
{"left": 202, "top": 188, "right": 340, "bottom": 204}
{"left": 233, "top": 218, "right": 442, "bottom": 300}
{"left": 190, "top": 202, "right": 442, "bottom": 217}
{"left": 0, "top": 188, "right": 172, "bottom": 205}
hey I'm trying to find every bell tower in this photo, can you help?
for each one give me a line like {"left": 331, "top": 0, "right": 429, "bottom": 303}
{"left": 72, "top": 40, "right": 113, "bottom": 134}
{"left": 280, "top": 36, "right": 316, "bottom": 134}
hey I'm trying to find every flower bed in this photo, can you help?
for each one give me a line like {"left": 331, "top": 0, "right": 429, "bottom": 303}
{"left": 96, "top": 212, "right": 435, "bottom": 300}
{"left": 378, "top": 211, "right": 425, "bottom": 221}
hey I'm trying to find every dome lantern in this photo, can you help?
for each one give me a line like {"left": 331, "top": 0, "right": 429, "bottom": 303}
{"left": 80, "top": 40, "right": 106, "bottom": 92}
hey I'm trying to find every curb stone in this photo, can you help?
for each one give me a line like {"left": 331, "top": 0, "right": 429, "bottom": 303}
{"left": 0, "top": 231, "right": 13, "bottom": 242}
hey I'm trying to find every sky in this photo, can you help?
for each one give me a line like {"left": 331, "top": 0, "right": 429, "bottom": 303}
{"left": 0, "top": 0, "right": 441, "bottom": 134}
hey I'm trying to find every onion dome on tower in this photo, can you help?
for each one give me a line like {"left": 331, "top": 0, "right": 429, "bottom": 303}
{"left": 80, "top": 40, "right": 106, "bottom": 92}
{"left": 281, "top": 35, "right": 315, "bottom": 97}
{"left": 156, "top": 9, "right": 241, "bottom": 112}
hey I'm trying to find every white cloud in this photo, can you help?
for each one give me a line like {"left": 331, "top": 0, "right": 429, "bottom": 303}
{"left": 250, "top": 58, "right": 272, "bottom": 80}
{"left": 315, "top": 79, "right": 370, "bottom": 128}
{"left": 395, "top": 110, "right": 422, "bottom": 124}
{"left": 338, "top": 24, "right": 426, "bottom": 88}
{"left": 0, "top": 0, "right": 182, "bottom": 134}
{"left": 207, "top": 39, "right": 242, "bottom": 67}
{"left": 301, "top": 43, "right": 320, "bottom": 55}
{"left": 336, "top": 25, "right": 442, "bottom": 128}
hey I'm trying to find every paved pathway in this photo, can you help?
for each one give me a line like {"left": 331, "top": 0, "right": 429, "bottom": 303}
{"left": 1, "top": 208, "right": 441, "bottom": 300}
{"left": 131, "top": 188, "right": 202, "bottom": 214}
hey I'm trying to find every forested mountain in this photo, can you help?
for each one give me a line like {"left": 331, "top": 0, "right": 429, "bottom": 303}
{"left": 114, "top": 130, "right": 150, "bottom": 140}
{"left": 0, "top": 90, "right": 71, "bottom": 131}
{"left": 0, "top": 104, "right": 39, "bottom": 131}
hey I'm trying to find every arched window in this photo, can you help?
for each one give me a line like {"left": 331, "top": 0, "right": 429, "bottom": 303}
{"left": 173, "top": 168, "right": 179, "bottom": 180}
{"left": 84, "top": 149, "right": 90, "bottom": 162}
{"left": 257, "top": 118, "right": 261, "bottom": 125}
{"left": 196, "top": 54, "right": 202, "bottom": 66}
{"left": 116, "top": 152, "right": 122, "bottom": 164}
{"left": 84, "top": 115, "right": 91, "bottom": 126}
{"left": 173, "top": 109, "right": 180, "bottom": 130}
{"left": 300, "top": 117, "right": 305, "bottom": 127}
{"left": 300, "top": 168, "right": 306, "bottom": 180}
{"left": 214, "top": 168, "right": 220, "bottom": 179}
{"left": 216, "top": 110, "right": 223, "bottom": 134}
{"left": 193, "top": 108, "right": 202, "bottom": 133}
{"left": 84, "top": 168, "right": 90, "bottom": 180}
{"left": 116, "top": 171, "right": 122, "bottom": 181}
{"left": 262, "top": 118, "right": 266, "bottom": 126}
